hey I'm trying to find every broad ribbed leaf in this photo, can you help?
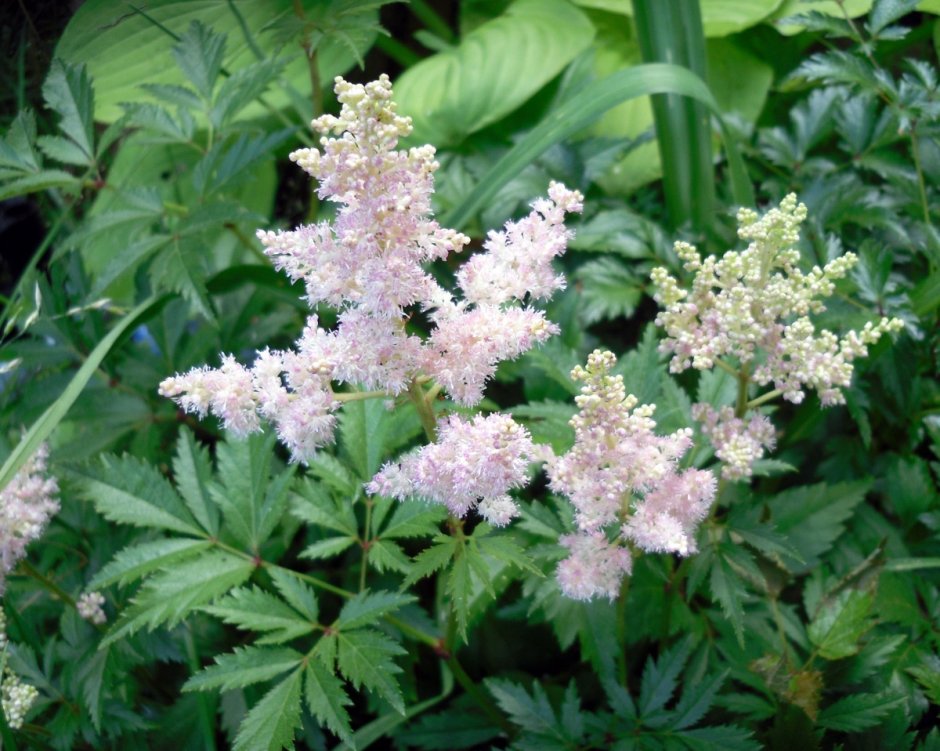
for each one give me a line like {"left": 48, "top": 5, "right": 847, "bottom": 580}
{"left": 56, "top": 0, "right": 377, "bottom": 123}
{"left": 394, "top": 0, "right": 594, "bottom": 145}
{"left": 184, "top": 646, "right": 303, "bottom": 693}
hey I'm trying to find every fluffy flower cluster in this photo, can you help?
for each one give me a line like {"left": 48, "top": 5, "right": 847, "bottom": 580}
{"left": 77, "top": 591, "right": 107, "bottom": 625}
{"left": 0, "top": 612, "right": 38, "bottom": 731}
{"left": 547, "top": 351, "right": 716, "bottom": 600}
{"left": 652, "top": 194, "right": 903, "bottom": 405}
{"left": 160, "top": 75, "right": 581, "bottom": 462}
{"left": 0, "top": 445, "right": 59, "bottom": 593}
{"left": 368, "top": 413, "right": 535, "bottom": 526}
{"left": 692, "top": 404, "right": 775, "bottom": 481}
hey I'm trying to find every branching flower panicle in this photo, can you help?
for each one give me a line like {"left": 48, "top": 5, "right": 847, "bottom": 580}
{"left": 652, "top": 194, "right": 903, "bottom": 479}
{"left": 160, "top": 76, "right": 582, "bottom": 476}
{"left": 547, "top": 350, "right": 716, "bottom": 600}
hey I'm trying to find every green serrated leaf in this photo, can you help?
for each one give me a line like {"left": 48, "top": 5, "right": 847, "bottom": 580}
{"left": 172, "top": 21, "right": 226, "bottom": 100}
{"left": 268, "top": 568, "right": 320, "bottom": 623}
{"left": 378, "top": 501, "right": 447, "bottom": 540}
{"left": 42, "top": 59, "right": 95, "bottom": 161}
{"left": 817, "top": 690, "right": 906, "bottom": 731}
{"left": 90, "top": 537, "right": 212, "bottom": 589}
{"left": 807, "top": 589, "right": 873, "bottom": 660}
{"left": 709, "top": 554, "right": 746, "bottom": 646}
{"left": 102, "top": 551, "right": 253, "bottom": 645}
{"left": 203, "top": 586, "right": 315, "bottom": 643}
{"left": 336, "top": 629, "right": 406, "bottom": 713}
{"left": 292, "top": 478, "right": 358, "bottom": 535}
{"left": 639, "top": 636, "right": 694, "bottom": 717}
{"left": 403, "top": 537, "right": 458, "bottom": 587}
{"left": 305, "top": 659, "right": 354, "bottom": 745}
{"left": 301, "top": 536, "right": 357, "bottom": 561}
{"left": 486, "top": 679, "right": 565, "bottom": 740}
{"left": 173, "top": 429, "right": 219, "bottom": 536}
{"left": 335, "top": 590, "right": 415, "bottom": 631}
{"left": 233, "top": 667, "right": 303, "bottom": 751}
{"left": 768, "top": 480, "right": 872, "bottom": 573}
{"left": 574, "top": 257, "right": 643, "bottom": 324}
{"left": 75, "top": 452, "right": 203, "bottom": 536}
{"left": 184, "top": 646, "right": 303, "bottom": 693}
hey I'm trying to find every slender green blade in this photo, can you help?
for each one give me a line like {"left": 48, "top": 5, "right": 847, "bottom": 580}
{"left": 0, "top": 295, "right": 164, "bottom": 490}
{"left": 444, "top": 62, "right": 753, "bottom": 231}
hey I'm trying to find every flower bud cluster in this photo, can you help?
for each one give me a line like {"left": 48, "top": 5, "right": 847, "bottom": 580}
{"left": 0, "top": 445, "right": 59, "bottom": 593}
{"left": 652, "top": 194, "right": 903, "bottom": 405}
{"left": 691, "top": 404, "right": 775, "bottom": 480}
{"left": 77, "top": 591, "right": 107, "bottom": 625}
{"left": 160, "top": 75, "right": 582, "bottom": 466}
{"left": 546, "top": 351, "right": 716, "bottom": 600}
{"left": 368, "top": 413, "right": 535, "bottom": 526}
{"left": 0, "top": 612, "right": 38, "bottom": 731}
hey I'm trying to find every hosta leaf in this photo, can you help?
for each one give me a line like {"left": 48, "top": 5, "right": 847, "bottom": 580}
{"left": 184, "top": 646, "right": 303, "bottom": 693}
{"left": 202, "top": 587, "right": 316, "bottom": 643}
{"left": 75, "top": 453, "right": 203, "bottom": 536}
{"left": 336, "top": 629, "right": 406, "bottom": 713}
{"left": 335, "top": 590, "right": 414, "bottom": 631}
{"left": 394, "top": 0, "right": 594, "bottom": 145}
{"left": 304, "top": 659, "right": 353, "bottom": 744}
{"left": 233, "top": 668, "right": 303, "bottom": 751}
{"left": 90, "top": 538, "right": 212, "bottom": 589}
{"left": 57, "top": 0, "right": 377, "bottom": 123}
{"left": 816, "top": 691, "right": 907, "bottom": 731}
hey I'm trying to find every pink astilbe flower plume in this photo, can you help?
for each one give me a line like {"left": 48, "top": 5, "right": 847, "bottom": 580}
{"left": 546, "top": 350, "right": 716, "bottom": 600}
{"left": 368, "top": 413, "right": 535, "bottom": 526}
{"left": 160, "top": 75, "right": 582, "bottom": 470}
{"left": 0, "top": 444, "right": 59, "bottom": 594}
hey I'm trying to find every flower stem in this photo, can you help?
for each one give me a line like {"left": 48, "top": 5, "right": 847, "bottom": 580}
{"left": 746, "top": 388, "right": 782, "bottom": 410}
{"left": 18, "top": 560, "right": 75, "bottom": 608}
{"left": 409, "top": 379, "right": 439, "bottom": 441}
{"left": 445, "top": 654, "right": 513, "bottom": 735}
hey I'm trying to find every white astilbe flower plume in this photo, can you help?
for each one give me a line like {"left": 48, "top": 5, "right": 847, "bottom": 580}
{"left": 547, "top": 350, "right": 716, "bottom": 600}
{"left": 0, "top": 444, "right": 59, "bottom": 594}
{"left": 651, "top": 194, "right": 903, "bottom": 479}
{"left": 160, "top": 74, "right": 582, "bottom": 463}
{"left": 368, "top": 413, "right": 535, "bottom": 525}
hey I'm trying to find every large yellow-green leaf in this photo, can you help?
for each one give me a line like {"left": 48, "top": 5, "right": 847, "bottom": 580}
{"left": 770, "top": 0, "right": 872, "bottom": 34}
{"left": 574, "top": 0, "right": 783, "bottom": 36}
{"left": 588, "top": 21, "right": 771, "bottom": 196}
{"left": 55, "top": 0, "right": 376, "bottom": 123}
{"left": 393, "top": 0, "right": 595, "bottom": 146}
